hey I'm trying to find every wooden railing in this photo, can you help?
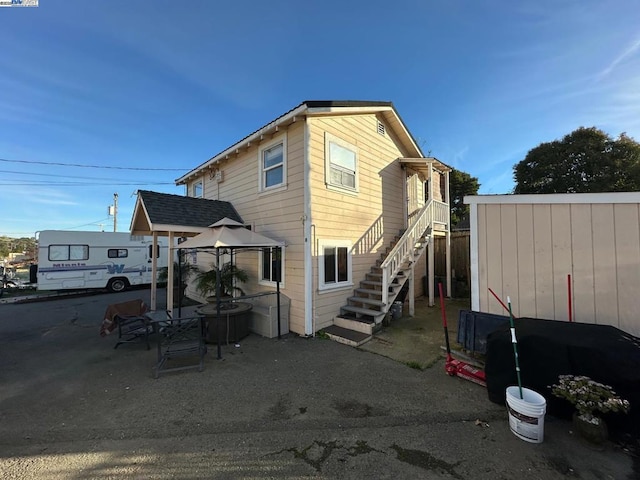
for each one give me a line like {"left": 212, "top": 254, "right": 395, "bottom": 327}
{"left": 379, "top": 200, "right": 448, "bottom": 306}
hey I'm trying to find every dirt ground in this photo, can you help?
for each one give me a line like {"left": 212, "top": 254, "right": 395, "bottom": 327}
{"left": 0, "top": 290, "right": 637, "bottom": 479}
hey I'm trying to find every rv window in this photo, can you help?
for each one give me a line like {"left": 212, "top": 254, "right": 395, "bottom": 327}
{"left": 148, "top": 245, "right": 160, "bottom": 258}
{"left": 49, "top": 244, "right": 89, "bottom": 261}
{"left": 108, "top": 249, "right": 128, "bottom": 258}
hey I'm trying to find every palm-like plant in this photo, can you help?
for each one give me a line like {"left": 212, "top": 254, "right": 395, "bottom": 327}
{"left": 195, "top": 261, "right": 249, "bottom": 299}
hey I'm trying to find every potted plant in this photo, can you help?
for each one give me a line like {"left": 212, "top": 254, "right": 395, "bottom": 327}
{"left": 550, "top": 375, "right": 630, "bottom": 444}
{"left": 195, "top": 261, "right": 249, "bottom": 302}
{"left": 195, "top": 261, "right": 251, "bottom": 343}
{"left": 158, "top": 252, "right": 199, "bottom": 306}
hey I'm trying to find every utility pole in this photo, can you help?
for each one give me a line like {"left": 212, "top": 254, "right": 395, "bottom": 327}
{"left": 113, "top": 193, "right": 118, "bottom": 232}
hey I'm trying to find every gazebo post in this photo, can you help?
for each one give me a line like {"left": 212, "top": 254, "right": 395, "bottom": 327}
{"left": 276, "top": 246, "right": 281, "bottom": 340}
{"left": 215, "top": 247, "right": 222, "bottom": 360}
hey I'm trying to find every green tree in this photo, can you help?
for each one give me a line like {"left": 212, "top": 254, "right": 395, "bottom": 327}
{"left": 449, "top": 168, "right": 480, "bottom": 227}
{"left": 513, "top": 127, "right": 640, "bottom": 194}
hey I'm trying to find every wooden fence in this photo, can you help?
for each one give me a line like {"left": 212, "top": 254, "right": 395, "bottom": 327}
{"left": 433, "top": 231, "right": 470, "bottom": 297}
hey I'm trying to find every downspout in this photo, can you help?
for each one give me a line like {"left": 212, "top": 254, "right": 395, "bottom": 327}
{"left": 303, "top": 119, "right": 313, "bottom": 336}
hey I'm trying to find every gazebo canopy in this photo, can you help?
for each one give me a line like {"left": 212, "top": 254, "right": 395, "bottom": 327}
{"left": 177, "top": 218, "right": 284, "bottom": 250}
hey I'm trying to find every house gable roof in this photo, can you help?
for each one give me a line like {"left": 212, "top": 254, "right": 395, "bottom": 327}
{"left": 130, "top": 190, "right": 243, "bottom": 236}
{"left": 176, "top": 100, "right": 446, "bottom": 185}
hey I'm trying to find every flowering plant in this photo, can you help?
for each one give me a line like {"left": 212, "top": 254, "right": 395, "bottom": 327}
{"left": 550, "top": 375, "right": 630, "bottom": 425}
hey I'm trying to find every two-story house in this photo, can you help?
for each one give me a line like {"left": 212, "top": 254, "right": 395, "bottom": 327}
{"left": 130, "top": 100, "right": 451, "bottom": 345}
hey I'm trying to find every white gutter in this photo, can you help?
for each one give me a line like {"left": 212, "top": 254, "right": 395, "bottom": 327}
{"left": 303, "top": 119, "right": 313, "bottom": 336}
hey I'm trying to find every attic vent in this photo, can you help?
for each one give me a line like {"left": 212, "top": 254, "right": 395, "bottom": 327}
{"left": 377, "top": 121, "right": 386, "bottom": 136}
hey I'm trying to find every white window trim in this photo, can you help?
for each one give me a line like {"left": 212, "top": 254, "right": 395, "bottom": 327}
{"left": 318, "top": 239, "right": 353, "bottom": 292}
{"left": 258, "top": 133, "right": 287, "bottom": 194}
{"left": 324, "top": 132, "right": 359, "bottom": 195}
{"left": 258, "top": 246, "right": 285, "bottom": 288}
{"left": 192, "top": 180, "right": 203, "bottom": 198}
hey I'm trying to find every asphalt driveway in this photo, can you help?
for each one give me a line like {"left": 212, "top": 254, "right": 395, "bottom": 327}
{"left": 0, "top": 289, "right": 637, "bottom": 479}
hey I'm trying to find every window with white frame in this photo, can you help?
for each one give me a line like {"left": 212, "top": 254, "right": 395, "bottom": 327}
{"left": 259, "top": 136, "right": 286, "bottom": 192}
{"left": 192, "top": 181, "right": 203, "bottom": 198}
{"left": 259, "top": 247, "right": 284, "bottom": 287}
{"left": 318, "top": 239, "right": 352, "bottom": 291}
{"left": 325, "top": 132, "right": 358, "bottom": 193}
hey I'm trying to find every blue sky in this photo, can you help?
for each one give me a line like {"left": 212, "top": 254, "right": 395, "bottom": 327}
{"left": 1, "top": 0, "right": 639, "bottom": 238}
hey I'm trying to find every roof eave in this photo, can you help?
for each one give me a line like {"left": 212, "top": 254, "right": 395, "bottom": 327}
{"left": 175, "top": 103, "right": 309, "bottom": 185}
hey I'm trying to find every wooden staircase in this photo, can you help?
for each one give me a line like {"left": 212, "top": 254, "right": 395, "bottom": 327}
{"left": 322, "top": 201, "right": 443, "bottom": 347}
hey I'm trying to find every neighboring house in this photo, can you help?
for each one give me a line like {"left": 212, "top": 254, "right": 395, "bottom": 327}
{"left": 465, "top": 192, "right": 640, "bottom": 338}
{"left": 131, "top": 100, "right": 451, "bottom": 344}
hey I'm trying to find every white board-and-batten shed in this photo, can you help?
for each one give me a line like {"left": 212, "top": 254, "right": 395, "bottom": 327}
{"left": 465, "top": 192, "right": 640, "bottom": 338}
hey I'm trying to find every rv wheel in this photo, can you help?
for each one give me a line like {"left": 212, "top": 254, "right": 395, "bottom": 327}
{"left": 107, "top": 278, "right": 128, "bottom": 293}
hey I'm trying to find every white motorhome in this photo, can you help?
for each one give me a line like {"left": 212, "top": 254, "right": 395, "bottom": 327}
{"left": 36, "top": 230, "right": 170, "bottom": 292}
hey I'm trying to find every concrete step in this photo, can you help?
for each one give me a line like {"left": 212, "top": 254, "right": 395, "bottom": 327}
{"left": 322, "top": 325, "right": 372, "bottom": 347}
{"left": 334, "top": 316, "right": 375, "bottom": 335}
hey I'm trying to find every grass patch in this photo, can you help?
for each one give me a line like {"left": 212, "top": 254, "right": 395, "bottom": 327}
{"left": 404, "top": 361, "right": 423, "bottom": 370}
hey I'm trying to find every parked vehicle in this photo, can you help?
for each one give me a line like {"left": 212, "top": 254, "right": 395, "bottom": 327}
{"left": 35, "top": 230, "right": 171, "bottom": 292}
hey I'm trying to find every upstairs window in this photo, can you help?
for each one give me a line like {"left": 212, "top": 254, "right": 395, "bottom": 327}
{"left": 259, "top": 136, "right": 287, "bottom": 192}
{"left": 192, "top": 181, "right": 203, "bottom": 198}
{"left": 325, "top": 133, "right": 358, "bottom": 193}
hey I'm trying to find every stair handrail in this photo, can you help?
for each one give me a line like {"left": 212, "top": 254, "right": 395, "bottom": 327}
{"left": 380, "top": 200, "right": 434, "bottom": 306}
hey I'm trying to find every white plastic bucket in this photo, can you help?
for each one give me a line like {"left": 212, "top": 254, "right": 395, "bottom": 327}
{"left": 506, "top": 386, "right": 546, "bottom": 443}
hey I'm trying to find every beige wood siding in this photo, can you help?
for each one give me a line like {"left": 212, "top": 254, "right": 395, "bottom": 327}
{"left": 469, "top": 194, "right": 640, "bottom": 337}
{"left": 191, "top": 122, "right": 308, "bottom": 335}
{"left": 308, "top": 114, "right": 407, "bottom": 330}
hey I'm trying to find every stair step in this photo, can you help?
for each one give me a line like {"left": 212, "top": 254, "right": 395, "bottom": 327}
{"left": 341, "top": 305, "right": 386, "bottom": 319}
{"left": 335, "top": 316, "right": 375, "bottom": 334}
{"left": 360, "top": 280, "right": 402, "bottom": 291}
{"left": 355, "top": 288, "right": 383, "bottom": 297}
{"left": 348, "top": 296, "right": 385, "bottom": 307}
{"left": 322, "top": 325, "right": 372, "bottom": 347}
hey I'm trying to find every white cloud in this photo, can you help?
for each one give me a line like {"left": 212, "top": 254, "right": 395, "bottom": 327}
{"left": 597, "top": 36, "right": 640, "bottom": 81}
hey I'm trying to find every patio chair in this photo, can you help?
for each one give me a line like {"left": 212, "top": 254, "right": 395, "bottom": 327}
{"left": 100, "top": 299, "right": 151, "bottom": 349}
{"left": 150, "top": 314, "right": 207, "bottom": 378}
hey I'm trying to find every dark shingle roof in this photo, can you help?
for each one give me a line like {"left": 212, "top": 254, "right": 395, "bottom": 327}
{"left": 138, "top": 190, "right": 243, "bottom": 228}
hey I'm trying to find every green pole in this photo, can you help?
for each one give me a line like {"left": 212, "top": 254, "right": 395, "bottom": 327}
{"left": 507, "top": 296, "right": 523, "bottom": 399}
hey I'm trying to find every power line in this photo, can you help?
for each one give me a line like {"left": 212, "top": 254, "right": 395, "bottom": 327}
{"left": 0, "top": 181, "right": 174, "bottom": 186}
{"left": 0, "top": 169, "right": 167, "bottom": 182}
{"left": 0, "top": 157, "right": 186, "bottom": 171}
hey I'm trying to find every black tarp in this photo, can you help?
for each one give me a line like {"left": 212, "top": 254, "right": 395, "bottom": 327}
{"left": 485, "top": 318, "right": 640, "bottom": 436}
{"left": 457, "top": 310, "right": 510, "bottom": 354}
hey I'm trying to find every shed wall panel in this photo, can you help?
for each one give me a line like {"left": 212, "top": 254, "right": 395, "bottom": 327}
{"left": 477, "top": 204, "right": 489, "bottom": 313}
{"left": 485, "top": 205, "right": 503, "bottom": 315}
{"left": 591, "top": 204, "right": 618, "bottom": 326}
{"left": 614, "top": 204, "right": 640, "bottom": 334}
{"left": 500, "top": 205, "right": 519, "bottom": 315}
{"left": 570, "top": 204, "right": 596, "bottom": 324}
{"left": 515, "top": 204, "right": 536, "bottom": 317}
{"left": 532, "top": 205, "right": 554, "bottom": 319}
{"left": 551, "top": 204, "right": 572, "bottom": 321}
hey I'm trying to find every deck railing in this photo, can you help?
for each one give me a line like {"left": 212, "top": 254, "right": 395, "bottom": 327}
{"left": 379, "top": 200, "right": 448, "bottom": 306}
